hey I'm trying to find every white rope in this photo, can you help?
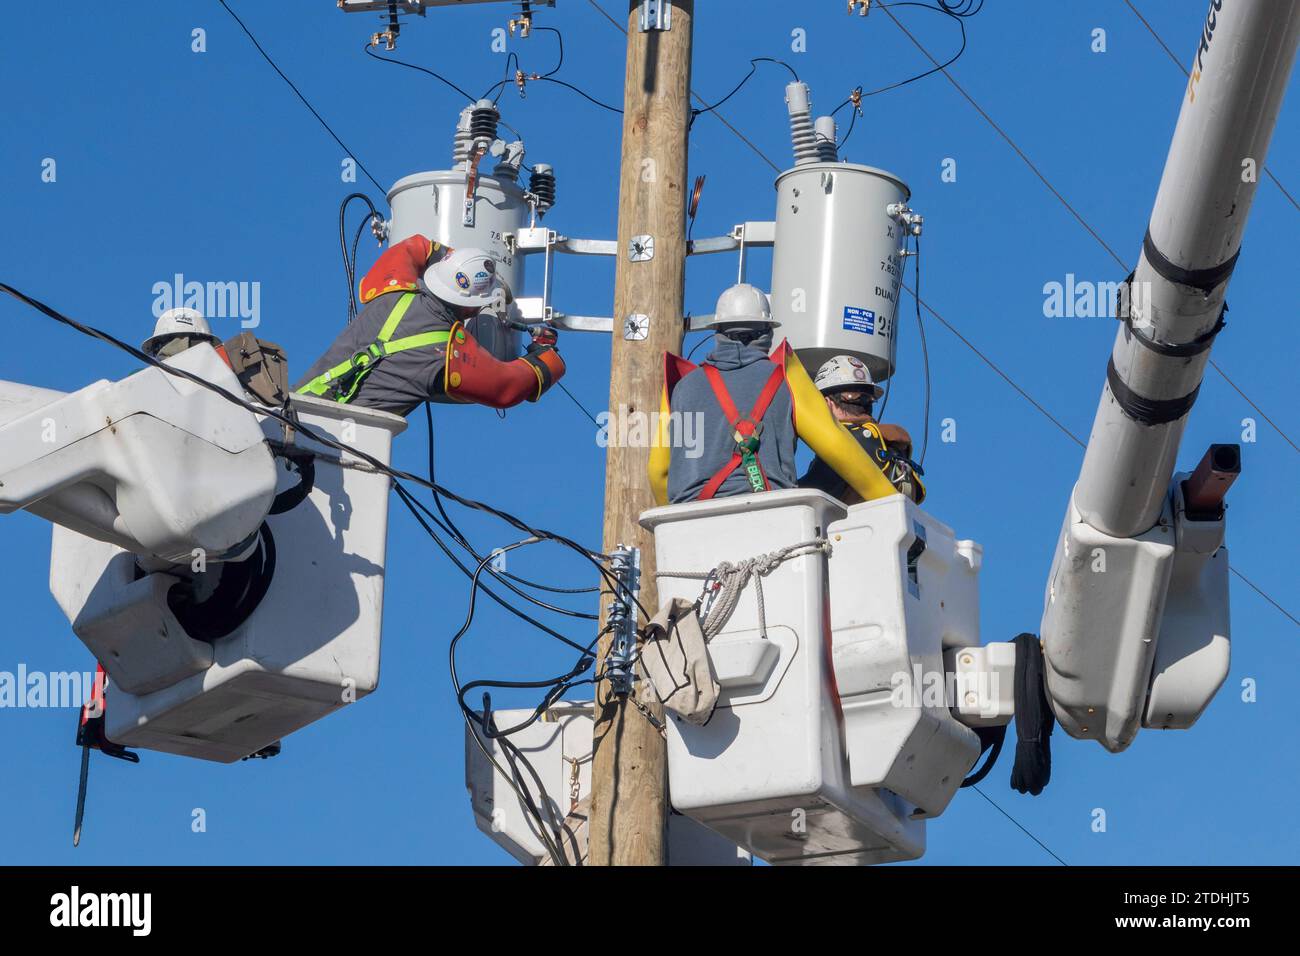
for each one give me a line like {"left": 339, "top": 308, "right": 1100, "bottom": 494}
{"left": 657, "top": 538, "right": 831, "bottom": 641}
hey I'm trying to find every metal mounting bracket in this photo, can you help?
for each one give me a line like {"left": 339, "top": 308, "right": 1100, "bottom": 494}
{"left": 638, "top": 0, "right": 671, "bottom": 32}
{"left": 629, "top": 234, "right": 654, "bottom": 262}
{"left": 624, "top": 314, "right": 650, "bottom": 341}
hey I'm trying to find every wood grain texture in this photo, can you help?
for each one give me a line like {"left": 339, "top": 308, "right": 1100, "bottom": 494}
{"left": 588, "top": 0, "right": 694, "bottom": 867}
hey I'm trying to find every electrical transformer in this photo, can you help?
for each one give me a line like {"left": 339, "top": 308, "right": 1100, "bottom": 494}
{"left": 768, "top": 82, "right": 921, "bottom": 384}
{"left": 384, "top": 100, "right": 559, "bottom": 375}
{"left": 385, "top": 100, "right": 557, "bottom": 298}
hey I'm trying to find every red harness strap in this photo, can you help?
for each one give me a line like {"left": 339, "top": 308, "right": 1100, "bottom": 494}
{"left": 697, "top": 361, "right": 787, "bottom": 500}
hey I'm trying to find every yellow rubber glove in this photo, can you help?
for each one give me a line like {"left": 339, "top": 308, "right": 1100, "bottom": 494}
{"left": 782, "top": 346, "right": 899, "bottom": 502}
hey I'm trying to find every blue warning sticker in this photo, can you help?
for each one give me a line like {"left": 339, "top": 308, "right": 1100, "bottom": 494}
{"left": 843, "top": 306, "right": 876, "bottom": 334}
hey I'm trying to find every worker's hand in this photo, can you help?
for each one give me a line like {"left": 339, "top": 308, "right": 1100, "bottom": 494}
{"left": 521, "top": 345, "right": 566, "bottom": 401}
{"left": 528, "top": 324, "right": 558, "bottom": 349}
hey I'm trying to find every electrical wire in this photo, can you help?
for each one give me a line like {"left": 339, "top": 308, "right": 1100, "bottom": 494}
{"left": 1121, "top": 0, "right": 1300, "bottom": 216}
{"left": 338, "top": 193, "right": 379, "bottom": 322}
{"left": 422, "top": 403, "right": 601, "bottom": 614}
{"left": 450, "top": 540, "right": 610, "bottom": 865}
{"left": 483, "top": 51, "right": 521, "bottom": 103}
{"left": 362, "top": 41, "right": 478, "bottom": 104}
{"left": 836, "top": 105, "right": 859, "bottom": 151}
{"left": 971, "top": 785, "right": 1068, "bottom": 866}
{"left": 554, "top": 381, "right": 603, "bottom": 427}
{"left": 913, "top": 236, "right": 931, "bottom": 466}
{"left": 534, "top": 76, "right": 623, "bottom": 114}
{"left": 216, "top": 0, "right": 387, "bottom": 195}
{"left": 685, "top": 333, "right": 712, "bottom": 362}
{"left": 833, "top": 0, "right": 981, "bottom": 108}
{"left": 335, "top": 0, "right": 1300, "bottom": 638}
{"left": 583, "top": 0, "right": 782, "bottom": 173}
{"left": 690, "top": 57, "right": 800, "bottom": 128}
{"left": 875, "top": 0, "right": 1300, "bottom": 457}
{"left": 0, "top": 283, "right": 627, "bottom": 591}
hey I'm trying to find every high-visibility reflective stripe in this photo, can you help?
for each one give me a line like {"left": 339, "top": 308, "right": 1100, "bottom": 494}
{"left": 298, "top": 293, "right": 449, "bottom": 402}
{"left": 376, "top": 292, "right": 417, "bottom": 343}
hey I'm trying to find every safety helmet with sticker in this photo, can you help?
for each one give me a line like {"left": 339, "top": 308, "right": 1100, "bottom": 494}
{"left": 813, "top": 354, "right": 884, "bottom": 399}
{"left": 424, "top": 247, "right": 509, "bottom": 308}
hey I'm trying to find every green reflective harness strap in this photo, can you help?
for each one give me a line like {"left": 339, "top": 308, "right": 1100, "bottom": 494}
{"left": 376, "top": 291, "right": 417, "bottom": 343}
{"left": 298, "top": 293, "right": 449, "bottom": 403}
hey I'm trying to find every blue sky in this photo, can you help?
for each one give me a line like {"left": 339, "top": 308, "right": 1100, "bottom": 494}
{"left": 1, "top": 0, "right": 1296, "bottom": 865}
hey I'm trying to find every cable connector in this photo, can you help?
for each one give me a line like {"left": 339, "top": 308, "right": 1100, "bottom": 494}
{"left": 848, "top": 0, "right": 872, "bottom": 15}
{"left": 604, "top": 545, "right": 641, "bottom": 697}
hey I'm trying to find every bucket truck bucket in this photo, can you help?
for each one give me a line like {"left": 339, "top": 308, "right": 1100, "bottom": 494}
{"left": 640, "top": 488, "right": 925, "bottom": 866}
{"left": 0, "top": 345, "right": 277, "bottom": 563}
{"left": 825, "top": 496, "right": 985, "bottom": 818}
{"left": 463, "top": 703, "right": 751, "bottom": 866}
{"left": 47, "top": 390, "right": 406, "bottom": 763}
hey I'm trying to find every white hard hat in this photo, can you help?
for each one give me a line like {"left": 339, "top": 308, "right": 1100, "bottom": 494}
{"left": 143, "top": 308, "right": 221, "bottom": 355}
{"left": 423, "top": 247, "right": 511, "bottom": 309}
{"left": 814, "top": 354, "right": 884, "bottom": 400}
{"left": 705, "top": 283, "right": 779, "bottom": 329}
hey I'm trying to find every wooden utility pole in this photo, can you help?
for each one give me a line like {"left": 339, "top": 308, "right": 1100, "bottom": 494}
{"left": 589, "top": 0, "right": 694, "bottom": 866}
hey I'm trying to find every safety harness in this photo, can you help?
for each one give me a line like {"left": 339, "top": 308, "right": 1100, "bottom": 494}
{"left": 850, "top": 421, "right": 926, "bottom": 503}
{"left": 697, "top": 361, "right": 787, "bottom": 500}
{"left": 298, "top": 292, "right": 450, "bottom": 403}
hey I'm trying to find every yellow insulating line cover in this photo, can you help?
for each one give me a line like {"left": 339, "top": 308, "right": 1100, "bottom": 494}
{"left": 645, "top": 348, "right": 899, "bottom": 507}
{"left": 782, "top": 349, "right": 899, "bottom": 502}
{"left": 648, "top": 382, "right": 673, "bottom": 506}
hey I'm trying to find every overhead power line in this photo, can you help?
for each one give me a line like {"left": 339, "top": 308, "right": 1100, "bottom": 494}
{"left": 971, "top": 785, "right": 1068, "bottom": 865}
{"left": 217, "top": 0, "right": 387, "bottom": 194}
{"left": 1121, "top": 0, "right": 1300, "bottom": 215}
{"left": 873, "top": 1, "right": 1299, "bottom": 457}
{"left": 579, "top": 0, "right": 1300, "bottom": 632}
{"left": 584, "top": 0, "right": 781, "bottom": 173}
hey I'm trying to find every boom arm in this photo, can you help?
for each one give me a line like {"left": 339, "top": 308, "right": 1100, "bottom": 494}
{"left": 1041, "top": 0, "right": 1300, "bottom": 751}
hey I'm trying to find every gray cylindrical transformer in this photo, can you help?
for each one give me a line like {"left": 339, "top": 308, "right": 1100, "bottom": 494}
{"left": 386, "top": 169, "right": 528, "bottom": 297}
{"left": 386, "top": 170, "right": 528, "bottom": 396}
{"left": 769, "top": 162, "right": 910, "bottom": 383}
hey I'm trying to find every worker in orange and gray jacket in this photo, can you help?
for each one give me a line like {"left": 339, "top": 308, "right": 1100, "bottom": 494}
{"left": 295, "top": 236, "right": 565, "bottom": 416}
{"left": 799, "top": 354, "right": 925, "bottom": 504}
{"left": 648, "top": 284, "right": 898, "bottom": 506}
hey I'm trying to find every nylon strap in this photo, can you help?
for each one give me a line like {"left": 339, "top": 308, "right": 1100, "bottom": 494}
{"left": 697, "top": 362, "right": 786, "bottom": 501}
{"left": 299, "top": 293, "right": 449, "bottom": 403}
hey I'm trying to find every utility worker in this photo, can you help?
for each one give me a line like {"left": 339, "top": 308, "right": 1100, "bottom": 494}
{"left": 648, "top": 284, "right": 897, "bottom": 506}
{"left": 295, "top": 236, "right": 565, "bottom": 416}
{"left": 143, "top": 307, "right": 223, "bottom": 359}
{"left": 799, "top": 355, "right": 925, "bottom": 504}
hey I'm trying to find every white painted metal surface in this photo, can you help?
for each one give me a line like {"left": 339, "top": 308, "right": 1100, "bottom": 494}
{"left": 769, "top": 163, "right": 911, "bottom": 383}
{"left": 0, "top": 345, "right": 276, "bottom": 562}
{"left": 826, "top": 496, "right": 985, "bottom": 818}
{"left": 464, "top": 704, "right": 751, "bottom": 866}
{"left": 49, "top": 394, "right": 406, "bottom": 762}
{"left": 1041, "top": 479, "right": 1230, "bottom": 752}
{"left": 1073, "top": 1, "right": 1300, "bottom": 538}
{"left": 641, "top": 489, "right": 925, "bottom": 865}
{"left": 387, "top": 169, "right": 529, "bottom": 295}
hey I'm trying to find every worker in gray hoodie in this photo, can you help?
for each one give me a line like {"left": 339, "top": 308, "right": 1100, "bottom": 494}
{"left": 649, "top": 284, "right": 898, "bottom": 506}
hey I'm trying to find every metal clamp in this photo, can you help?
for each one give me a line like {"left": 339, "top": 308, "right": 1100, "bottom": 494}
{"left": 638, "top": 0, "right": 671, "bottom": 32}
{"left": 605, "top": 545, "right": 642, "bottom": 697}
